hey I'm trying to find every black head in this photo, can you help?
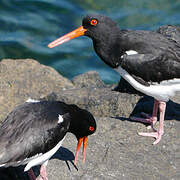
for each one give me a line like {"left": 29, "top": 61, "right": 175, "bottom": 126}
{"left": 48, "top": 14, "right": 118, "bottom": 48}
{"left": 67, "top": 104, "right": 96, "bottom": 139}
{"left": 82, "top": 14, "right": 118, "bottom": 40}
{"left": 65, "top": 104, "right": 96, "bottom": 165}
{"left": 48, "top": 14, "right": 121, "bottom": 68}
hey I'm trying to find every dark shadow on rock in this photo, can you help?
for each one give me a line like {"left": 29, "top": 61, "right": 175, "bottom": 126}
{"left": 0, "top": 165, "right": 41, "bottom": 180}
{"left": 111, "top": 116, "right": 130, "bottom": 121}
{"left": 52, "top": 146, "right": 78, "bottom": 171}
{"left": 0, "top": 166, "right": 29, "bottom": 180}
{"left": 130, "top": 96, "right": 180, "bottom": 121}
{"left": 0, "top": 147, "right": 77, "bottom": 180}
{"left": 114, "top": 96, "right": 180, "bottom": 123}
{"left": 52, "top": 146, "right": 74, "bottom": 161}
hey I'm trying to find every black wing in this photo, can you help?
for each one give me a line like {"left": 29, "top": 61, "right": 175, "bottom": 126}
{"left": 0, "top": 101, "right": 70, "bottom": 165}
{"left": 121, "top": 53, "right": 180, "bottom": 84}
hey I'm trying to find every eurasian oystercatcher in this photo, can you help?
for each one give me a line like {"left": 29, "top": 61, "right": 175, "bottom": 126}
{"left": 48, "top": 14, "right": 180, "bottom": 145}
{"left": 0, "top": 99, "right": 96, "bottom": 180}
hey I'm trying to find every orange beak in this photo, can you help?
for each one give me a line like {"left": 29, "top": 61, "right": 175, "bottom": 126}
{"left": 74, "top": 136, "right": 88, "bottom": 165}
{"left": 48, "top": 26, "right": 87, "bottom": 48}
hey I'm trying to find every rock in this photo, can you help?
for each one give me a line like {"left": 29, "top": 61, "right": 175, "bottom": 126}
{"left": 72, "top": 71, "right": 107, "bottom": 88}
{"left": 114, "top": 77, "right": 144, "bottom": 96}
{"left": 46, "top": 117, "right": 180, "bottom": 180}
{"left": 1, "top": 117, "right": 179, "bottom": 180}
{"left": 0, "top": 59, "right": 179, "bottom": 180}
{"left": 156, "top": 25, "right": 180, "bottom": 44}
{"left": 45, "top": 88, "right": 140, "bottom": 117}
{"left": 131, "top": 96, "right": 180, "bottom": 120}
{"left": 0, "top": 59, "right": 74, "bottom": 122}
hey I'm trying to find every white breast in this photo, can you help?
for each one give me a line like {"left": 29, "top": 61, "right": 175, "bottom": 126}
{"left": 115, "top": 66, "right": 180, "bottom": 102}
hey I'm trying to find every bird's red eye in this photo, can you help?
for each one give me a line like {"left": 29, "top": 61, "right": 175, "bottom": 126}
{"left": 89, "top": 126, "right": 94, "bottom": 131}
{"left": 90, "top": 19, "right": 98, "bottom": 26}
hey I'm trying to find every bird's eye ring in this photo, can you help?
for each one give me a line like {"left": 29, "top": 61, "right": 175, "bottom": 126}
{"left": 90, "top": 19, "right": 98, "bottom": 26}
{"left": 89, "top": 126, "right": 95, "bottom": 131}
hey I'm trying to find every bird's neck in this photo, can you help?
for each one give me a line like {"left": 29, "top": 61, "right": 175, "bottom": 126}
{"left": 93, "top": 30, "right": 125, "bottom": 68}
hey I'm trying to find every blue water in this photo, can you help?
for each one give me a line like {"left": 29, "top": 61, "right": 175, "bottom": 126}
{"left": 0, "top": 0, "right": 179, "bottom": 84}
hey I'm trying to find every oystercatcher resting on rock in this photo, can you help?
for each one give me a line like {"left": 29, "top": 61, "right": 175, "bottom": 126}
{"left": 48, "top": 14, "right": 180, "bottom": 145}
{"left": 0, "top": 99, "right": 96, "bottom": 180}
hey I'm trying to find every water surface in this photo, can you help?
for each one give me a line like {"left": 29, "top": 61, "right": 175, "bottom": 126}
{"left": 0, "top": 0, "right": 179, "bottom": 83}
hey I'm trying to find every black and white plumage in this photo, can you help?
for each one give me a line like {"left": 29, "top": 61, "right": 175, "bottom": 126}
{"left": 48, "top": 14, "right": 180, "bottom": 145}
{"left": 0, "top": 99, "right": 96, "bottom": 180}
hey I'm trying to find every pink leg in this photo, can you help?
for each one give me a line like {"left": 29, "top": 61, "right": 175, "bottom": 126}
{"left": 138, "top": 101, "right": 166, "bottom": 145}
{"left": 130, "top": 99, "right": 159, "bottom": 129}
{"left": 37, "top": 164, "right": 48, "bottom": 180}
{"left": 28, "top": 168, "right": 36, "bottom": 180}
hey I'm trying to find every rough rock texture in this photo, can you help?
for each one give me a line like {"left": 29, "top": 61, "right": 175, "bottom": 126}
{"left": 156, "top": 25, "right": 180, "bottom": 44}
{"left": 48, "top": 118, "right": 180, "bottom": 180}
{"left": 72, "top": 71, "right": 107, "bottom": 88}
{"left": 43, "top": 88, "right": 140, "bottom": 118}
{"left": 0, "top": 59, "right": 179, "bottom": 180}
{"left": 0, "top": 59, "right": 74, "bottom": 122}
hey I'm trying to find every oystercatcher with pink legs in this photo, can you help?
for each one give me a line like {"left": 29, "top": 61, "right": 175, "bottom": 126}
{"left": 48, "top": 14, "right": 180, "bottom": 144}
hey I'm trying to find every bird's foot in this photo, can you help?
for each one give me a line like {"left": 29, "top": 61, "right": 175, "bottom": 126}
{"left": 138, "top": 130, "right": 163, "bottom": 145}
{"left": 130, "top": 112, "right": 157, "bottom": 130}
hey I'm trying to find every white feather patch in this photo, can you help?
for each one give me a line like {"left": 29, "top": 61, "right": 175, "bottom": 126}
{"left": 0, "top": 163, "right": 6, "bottom": 167}
{"left": 58, "top": 114, "right": 64, "bottom": 124}
{"left": 26, "top": 98, "right": 40, "bottom": 103}
{"left": 125, "top": 50, "right": 138, "bottom": 55}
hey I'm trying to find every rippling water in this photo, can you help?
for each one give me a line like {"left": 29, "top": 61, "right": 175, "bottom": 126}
{"left": 0, "top": 0, "right": 179, "bottom": 83}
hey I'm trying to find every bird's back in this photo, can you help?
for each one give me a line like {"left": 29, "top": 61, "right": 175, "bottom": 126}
{"left": 120, "top": 29, "right": 180, "bottom": 59}
{"left": 0, "top": 101, "right": 70, "bottom": 167}
{"left": 116, "top": 29, "right": 180, "bottom": 84}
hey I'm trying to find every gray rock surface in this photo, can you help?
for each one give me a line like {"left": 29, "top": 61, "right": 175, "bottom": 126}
{"left": 156, "top": 25, "right": 180, "bottom": 44}
{"left": 0, "top": 59, "right": 74, "bottom": 122}
{"left": 72, "top": 71, "right": 107, "bottom": 89}
{"left": 44, "top": 88, "right": 140, "bottom": 117}
{"left": 0, "top": 59, "right": 179, "bottom": 180}
{"left": 47, "top": 117, "right": 180, "bottom": 180}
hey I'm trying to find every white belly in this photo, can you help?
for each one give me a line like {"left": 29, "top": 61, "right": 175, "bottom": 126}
{"left": 115, "top": 66, "right": 180, "bottom": 102}
{"left": 24, "top": 136, "right": 65, "bottom": 171}
{"left": 0, "top": 137, "right": 66, "bottom": 171}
